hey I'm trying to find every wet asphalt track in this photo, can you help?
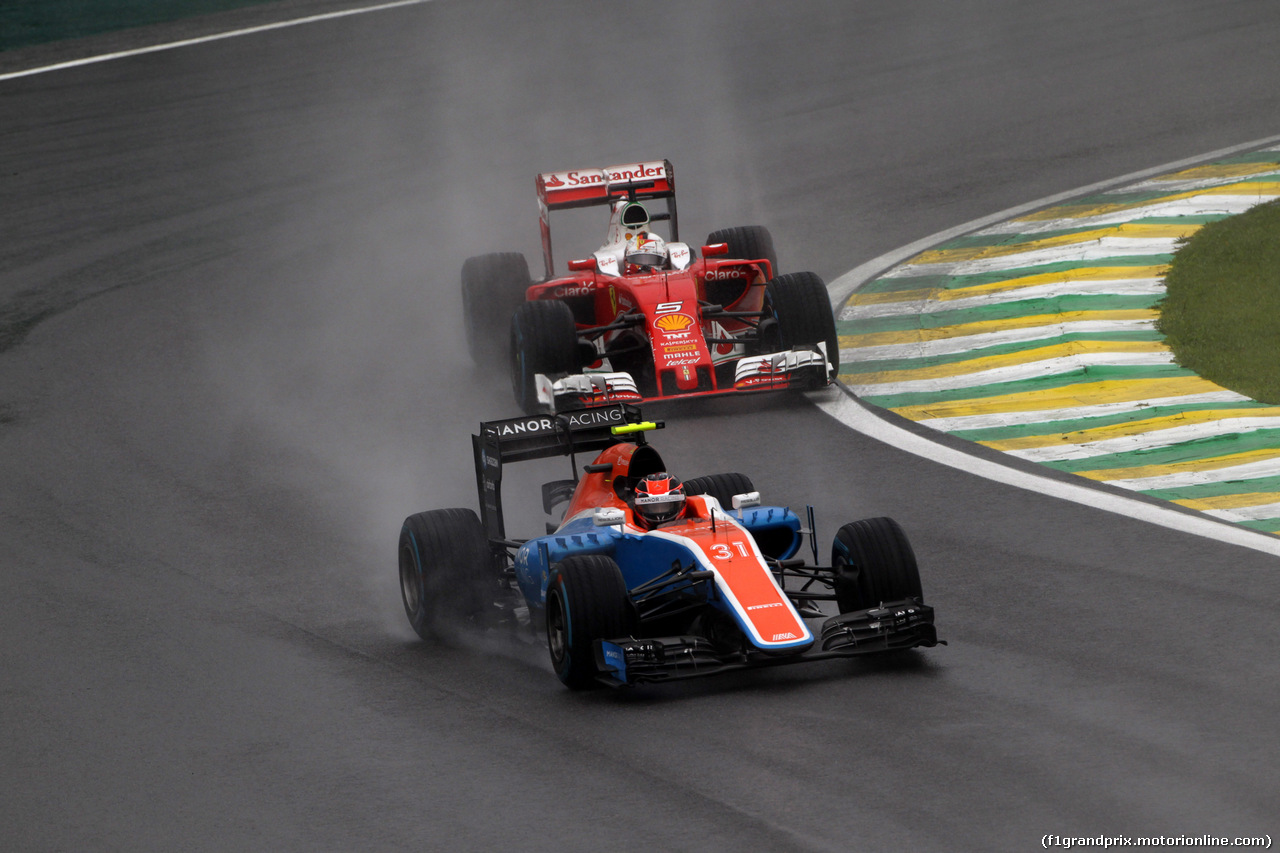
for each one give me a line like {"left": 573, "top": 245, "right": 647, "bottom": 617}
{"left": 2, "top": 2, "right": 1280, "bottom": 850}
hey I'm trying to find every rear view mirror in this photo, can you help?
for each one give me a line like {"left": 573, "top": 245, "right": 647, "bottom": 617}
{"left": 567, "top": 258, "right": 595, "bottom": 271}
{"left": 731, "top": 492, "right": 761, "bottom": 510}
{"left": 701, "top": 242, "right": 729, "bottom": 257}
{"left": 594, "top": 507, "right": 626, "bottom": 527}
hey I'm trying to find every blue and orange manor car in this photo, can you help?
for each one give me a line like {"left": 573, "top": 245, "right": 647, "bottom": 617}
{"left": 397, "top": 405, "right": 941, "bottom": 689}
{"left": 460, "top": 160, "right": 840, "bottom": 413}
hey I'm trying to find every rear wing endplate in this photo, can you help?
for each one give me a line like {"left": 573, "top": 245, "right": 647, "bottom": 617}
{"left": 535, "top": 159, "right": 678, "bottom": 279}
{"left": 472, "top": 404, "right": 650, "bottom": 540}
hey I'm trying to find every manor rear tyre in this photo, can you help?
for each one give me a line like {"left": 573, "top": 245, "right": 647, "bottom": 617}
{"left": 399, "top": 508, "right": 493, "bottom": 641}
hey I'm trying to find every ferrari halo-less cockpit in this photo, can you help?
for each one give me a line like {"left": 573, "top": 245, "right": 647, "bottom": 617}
{"left": 460, "top": 161, "right": 840, "bottom": 413}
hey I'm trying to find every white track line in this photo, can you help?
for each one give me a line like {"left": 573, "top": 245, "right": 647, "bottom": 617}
{"left": 846, "top": 350, "right": 1177, "bottom": 398}
{"left": 916, "top": 390, "right": 1251, "bottom": 432}
{"left": 811, "top": 386, "right": 1280, "bottom": 556}
{"left": 977, "top": 193, "right": 1279, "bottom": 235}
{"left": 839, "top": 319, "right": 1160, "bottom": 361}
{"left": 819, "top": 134, "right": 1280, "bottom": 557}
{"left": 0, "top": 0, "right": 434, "bottom": 82}
{"left": 850, "top": 278, "right": 1167, "bottom": 319}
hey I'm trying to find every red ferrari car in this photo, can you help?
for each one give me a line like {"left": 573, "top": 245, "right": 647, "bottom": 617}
{"left": 461, "top": 160, "right": 838, "bottom": 412}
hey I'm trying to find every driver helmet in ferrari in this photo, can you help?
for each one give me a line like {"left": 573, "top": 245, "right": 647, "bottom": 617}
{"left": 631, "top": 472, "right": 686, "bottom": 527}
{"left": 624, "top": 233, "right": 668, "bottom": 273}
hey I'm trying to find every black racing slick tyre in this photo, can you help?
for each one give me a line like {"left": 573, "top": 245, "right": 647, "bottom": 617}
{"left": 704, "top": 226, "right": 779, "bottom": 307}
{"left": 831, "top": 517, "right": 923, "bottom": 614}
{"left": 683, "top": 473, "right": 755, "bottom": 510}
{"left": 705, "top": 225, "right": 779, "bottom": 277}
{"left": 462, "top": 252, "right": 531, "bottom": 368}
{"left": 545, "top": 555, "right": 635, "bottom": 690}
{"left": 764, "top": 271, "right": 840, "bottom": 377}
{"left": 510, "top": 299, "right": 580, "bottom": 414}
{"left": 398, "top": 508, "right": 493, "bottom": 641}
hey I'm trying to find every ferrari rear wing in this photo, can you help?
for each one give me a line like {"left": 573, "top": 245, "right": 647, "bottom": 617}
{"left": 472, "top": 404, "right": 653, "bottom": 540}
{"left": 537, "top": 160, "right": 675, "bottom": 210}
{"left": 535, "top": 159, "right": 678, "bottom": 278}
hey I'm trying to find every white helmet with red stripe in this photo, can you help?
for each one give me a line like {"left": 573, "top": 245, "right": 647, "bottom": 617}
{"left": 624, "top": 232, "right": 668, "bottom": 273}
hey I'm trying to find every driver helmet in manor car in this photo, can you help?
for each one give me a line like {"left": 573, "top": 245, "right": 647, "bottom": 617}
{"left": 631, "top": 472, "right": 686, "bottom": 527}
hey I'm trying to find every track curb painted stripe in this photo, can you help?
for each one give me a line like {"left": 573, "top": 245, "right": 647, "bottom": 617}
{"left": 817, "top": 134, "right": 1280, "bottom": 556}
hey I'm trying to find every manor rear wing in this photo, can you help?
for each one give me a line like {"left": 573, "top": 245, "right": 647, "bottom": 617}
{"left": 472, "top": 404, "right": 656, "bottom": 540}
{"left": 535, "top": 159, "right": 678, "bottom": 278}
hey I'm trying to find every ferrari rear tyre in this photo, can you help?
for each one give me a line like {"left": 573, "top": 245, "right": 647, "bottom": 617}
{"left": 462, "top": 252, "right": 531, "bottom": 368}
{"left": 704, "top": 225, "right": 778, "bottom": 307}
{"left": 831, "top": 517, "right": 923, "bottom": 614}
{"left": 764, "top": 271, "right": 840, "bottom": 377}
{"left": 705, "top": 225, "right": 778, "bottom": 277}
{"left": 510, "top": 299, "right": 580, "bottom": 413}
{"left": 683, "top": 473, "right": 755, "bottom": 510}
{"left": 398, "top": 508, "right": 493, "bottom": 641}
{"left": 545, "top": 555, "right": 634, "bottom": 690}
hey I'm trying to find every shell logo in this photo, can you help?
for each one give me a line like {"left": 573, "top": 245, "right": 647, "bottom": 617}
{"left": 655, "top": 313, "right": 694, "bottom": 333}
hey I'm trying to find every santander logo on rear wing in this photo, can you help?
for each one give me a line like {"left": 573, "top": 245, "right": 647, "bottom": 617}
{"left": 537, "top": 160, "right": 674, "bottom": 210}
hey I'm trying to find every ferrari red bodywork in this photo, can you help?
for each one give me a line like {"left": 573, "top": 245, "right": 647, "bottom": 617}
{"left": 464, "top": 160, "right": 838, "bottom": 412}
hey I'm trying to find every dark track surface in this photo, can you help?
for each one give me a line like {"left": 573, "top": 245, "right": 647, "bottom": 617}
{"left": 3, "top": 2, "right": 1280, "bottom": 850}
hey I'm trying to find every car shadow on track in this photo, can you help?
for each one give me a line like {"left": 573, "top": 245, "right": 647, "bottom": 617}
{"left": 386, "top": 626, "right": 945, "bottom": 705}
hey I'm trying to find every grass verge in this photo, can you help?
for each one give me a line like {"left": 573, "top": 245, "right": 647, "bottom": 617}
{"left": 1157, "top": 199, "right": 1280, "bottom": 404}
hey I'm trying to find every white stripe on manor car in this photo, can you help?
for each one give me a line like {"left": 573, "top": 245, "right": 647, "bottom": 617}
{"left": 643, "top": 510, "right": 812, "bottom": 649}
